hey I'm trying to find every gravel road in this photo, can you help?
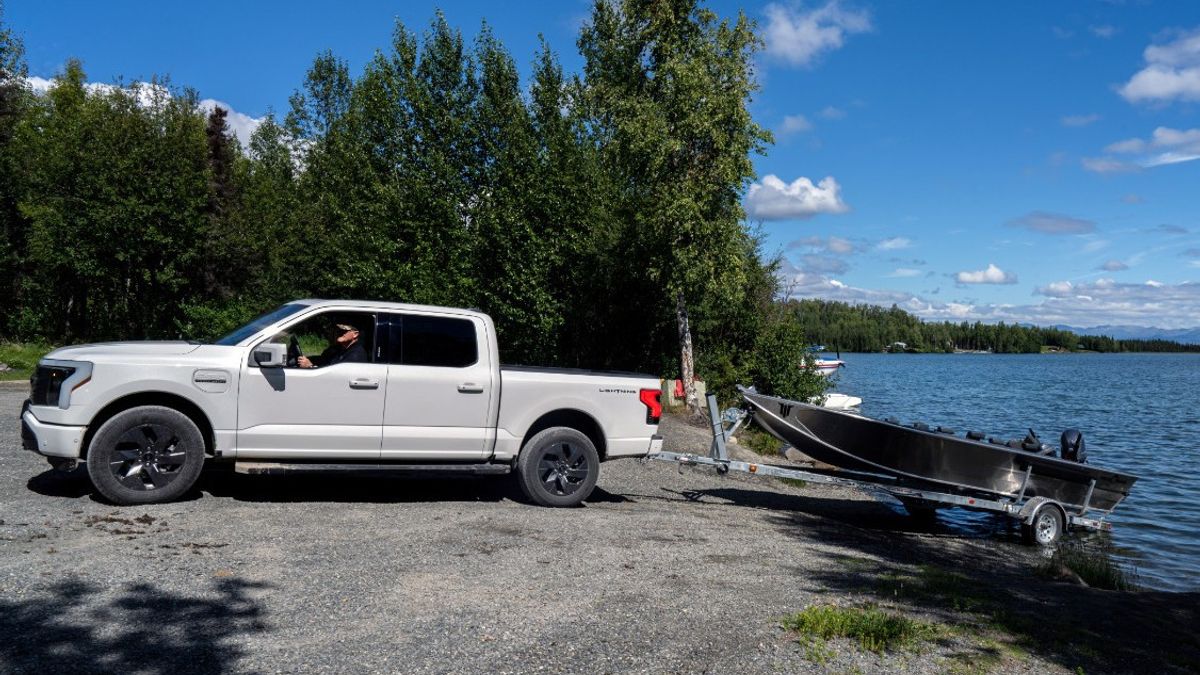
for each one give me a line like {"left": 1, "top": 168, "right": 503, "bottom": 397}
{"left": 3, "top": 386, "right": 1196, "bottom": 674}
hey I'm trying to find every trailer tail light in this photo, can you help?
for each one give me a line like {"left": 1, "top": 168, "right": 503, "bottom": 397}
{"left": 639, "top": 388, "right": 662, "bottom": 424}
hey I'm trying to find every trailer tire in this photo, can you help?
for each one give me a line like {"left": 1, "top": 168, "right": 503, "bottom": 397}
{"left": 515, "top": 427, "right": 599, "bottom": 507}
{"left": 1021, "top": 503, "right": 1065, "bottom": 546}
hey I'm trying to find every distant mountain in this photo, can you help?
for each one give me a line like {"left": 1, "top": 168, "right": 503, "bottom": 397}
{"left": 1053, "top": 324, "right": 1200, "bottom": 345}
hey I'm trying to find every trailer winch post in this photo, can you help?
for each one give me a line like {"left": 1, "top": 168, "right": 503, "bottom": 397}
{"left": 706, "top": 394, "right": 729, "bottom": 462}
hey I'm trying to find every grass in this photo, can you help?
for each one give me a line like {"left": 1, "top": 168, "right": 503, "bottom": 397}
{"left": 737, "top": 424, "right": 783, "bottom": 456}
{"left": 0, "top": 341, "right": 56, "bottom": 381}
{"left": 876, "top": 565, "right": 993, "bottom": 613}
{"left": 1037, "top": 543, "right": 1140, "bottom": 591}
{"left": 781, "top": 604, "right": 940, "bottom": 655}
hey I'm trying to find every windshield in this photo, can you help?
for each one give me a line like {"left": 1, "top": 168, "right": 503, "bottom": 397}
{"left": 214, "top": 304, "right": 309, "bottom": 346}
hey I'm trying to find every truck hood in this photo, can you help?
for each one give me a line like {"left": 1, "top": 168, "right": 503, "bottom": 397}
{"left": 46, "top": 341, "right": 204, "bottom": 361}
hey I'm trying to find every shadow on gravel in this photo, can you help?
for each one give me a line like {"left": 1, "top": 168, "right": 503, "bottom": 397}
{"left": 654, "top": 485, "right": 1013, "bottom": 542}
{"left": 197, "top": 471, "right": 626, "bottom": 506}
{"left": 0, "top": 576, "right": 271, "bottom": 675}
{"left": 26, "top": 468, "right": 92, "bottom": 499}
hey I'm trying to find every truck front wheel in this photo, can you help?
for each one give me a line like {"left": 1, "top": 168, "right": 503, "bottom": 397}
{"left": 85, "top": 405, "right": 206, "bottom": 505}
{"left": 515, "top": 427, "right": 599, "bottom": 507}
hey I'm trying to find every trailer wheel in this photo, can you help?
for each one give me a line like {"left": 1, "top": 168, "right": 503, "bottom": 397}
{"left": 515, "top": 427, "right": 599, "bottom": 507}
{"left": 1021, "top": 504, "right": 1065, "bottom": 546}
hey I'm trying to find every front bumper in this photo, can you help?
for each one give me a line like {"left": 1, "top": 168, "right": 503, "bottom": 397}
{"left": 21, "top": 400, "right": 87, "bottom": 459}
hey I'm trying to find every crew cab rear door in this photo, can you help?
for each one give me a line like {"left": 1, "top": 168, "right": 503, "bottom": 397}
{"left": 380, "top": 312, "right": 496, "bottom": 459}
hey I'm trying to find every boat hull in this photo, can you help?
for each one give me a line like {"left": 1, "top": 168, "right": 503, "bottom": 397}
{"left": 741, "top": 389, "right": 1138, "bottom": 512}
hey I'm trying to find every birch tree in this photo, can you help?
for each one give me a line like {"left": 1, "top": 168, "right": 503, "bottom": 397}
{"left": 579, "top": 0, "right": 770, "bottom": 412}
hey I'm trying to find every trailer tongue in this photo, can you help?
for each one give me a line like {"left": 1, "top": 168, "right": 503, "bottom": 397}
{"left": 646, "top": 389, "right": 1137, "bottom": 546}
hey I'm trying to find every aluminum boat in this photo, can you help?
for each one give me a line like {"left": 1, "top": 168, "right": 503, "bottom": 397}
{"left": 740, "top": 388, "right": 1138, "bottom": 512}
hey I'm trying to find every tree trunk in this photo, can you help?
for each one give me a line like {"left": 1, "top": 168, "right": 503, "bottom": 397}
{"left": 676, "top": 291, "right": 700, "bottom": 415}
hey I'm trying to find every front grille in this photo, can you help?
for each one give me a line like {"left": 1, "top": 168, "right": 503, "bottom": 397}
{"left": 30, "top": 367, "right": 51, "bottom": 405}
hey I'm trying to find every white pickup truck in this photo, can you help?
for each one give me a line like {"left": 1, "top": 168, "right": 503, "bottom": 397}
{"left": 20, "top": 299, "right": 664, "bottom": 506}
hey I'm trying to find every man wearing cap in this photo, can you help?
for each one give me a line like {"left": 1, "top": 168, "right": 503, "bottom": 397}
{"left": 297, "top": 321, "right": 368, "bottom": 368}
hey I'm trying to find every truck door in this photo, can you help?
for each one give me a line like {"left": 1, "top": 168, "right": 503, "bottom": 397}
{"left": 236, "top": 311, "right": 386, "bottom": 458}
{"left": 380, "top": 312, "right": 495, "bottom": 460}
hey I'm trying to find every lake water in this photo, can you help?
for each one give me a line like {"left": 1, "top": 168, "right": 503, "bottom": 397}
{"left": 825, "top": 352, "right": 1200, "bottom": 592}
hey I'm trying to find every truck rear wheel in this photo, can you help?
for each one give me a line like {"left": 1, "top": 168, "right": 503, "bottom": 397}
{"left": 86, "top": 405, "right": 206, "bottom": 505}
{"left": 515, "top": 427, "right": 599, "bottom": 507}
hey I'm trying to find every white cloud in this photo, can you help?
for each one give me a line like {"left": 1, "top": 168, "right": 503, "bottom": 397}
{"left": 1105, "top": 137, "right": 1146, "bottom": 153}
{"left": 1005, "top": 211, "right": 1095, "bottom": 234}
{"left": 877, "top": 236, "right": 912, "bottom": 250}
{"left": 787, "top": 235, "right": 858, "bottom": 254}
{"left": 1089, "top": 25, "right": 1117, "bottom": 39}
{"left": 820, "top": 105, "right": 846, "bottom": 119}
{"left": 1122, "top": 193, "right": 1144, "bottom": 204}
{"left": 779, "top": 264, "right": 1200, "bottom": 329}
{"left": 779, "top": 114, "right": 813, "bottom": 134}
{"left": 1089, "top": 126, "right": 1200, "bottom": 171}
{"left": 1061, "top": 113, "right": 1100, "bottom": 127}
{"left": 1119, "top": 28, "right": 1200, "bottom": 103}
{"left": 763, "top": 1, "right": 871, "bottom": 68}
{"left": 955, "top": 263, "right": 1017, "bottom": 285}
{"left": 1082, "top": 157, "right": 1137, "bottom": 173}
{"left": 1100, "top": 259, "right": 1129, "bottom": 272}
{"left": 25, "top": 75, "right": 262, "bottom": 150}
{"left": 745, "top": 174, "right": 849, "bottom": 220}
{"left": 888, "top": 268, "right": 921, "bottom": 278}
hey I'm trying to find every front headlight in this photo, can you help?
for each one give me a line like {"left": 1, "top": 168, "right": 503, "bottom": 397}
{"left": 32, "top": 360, "right": 93, "bottom": 409}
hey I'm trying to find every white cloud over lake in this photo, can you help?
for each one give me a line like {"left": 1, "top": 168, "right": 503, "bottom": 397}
{"left": 745, "top": 174, "right": 849, "bottom": 220}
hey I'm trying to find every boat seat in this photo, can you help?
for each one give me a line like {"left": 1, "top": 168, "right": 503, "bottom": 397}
{"left": 966, "top": 430, "right": 985, "bottom": 441}
{"left": 935, "top": 426, "right": 955, "bottom": 435}
{"left": 885, "top": 417, "right": 900, "bottom": 425}
{"left": 911, "top": 422, "right": 930, "bottom": 431}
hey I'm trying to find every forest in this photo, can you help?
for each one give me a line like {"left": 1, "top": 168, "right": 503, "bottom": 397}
{"left": 0, "top": 2, "right": 828, "bottom": 403}
{"left": 789, "top": 299, "right": 1200, "bottom": 354}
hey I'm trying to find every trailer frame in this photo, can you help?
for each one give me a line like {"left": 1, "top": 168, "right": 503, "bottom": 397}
{"left": 645, "top": 393, "right": 1117, "bottom": 545}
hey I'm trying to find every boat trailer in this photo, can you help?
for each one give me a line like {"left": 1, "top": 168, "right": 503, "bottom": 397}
{"left": 646, "top": 394, "right": 1118, "bottom": 546}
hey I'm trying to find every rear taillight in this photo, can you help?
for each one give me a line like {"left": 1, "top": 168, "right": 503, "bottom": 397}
{"left": 639, "top": 388, "right": 662, "bottom": 424}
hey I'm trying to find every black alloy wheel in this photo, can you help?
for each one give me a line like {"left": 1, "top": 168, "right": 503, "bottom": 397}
{"left": 516, "top": 427, "right": 600, "bottom": 507}
{"left": 109, "top": 423, "right": 187, "bottom": 492}
{"left": 86, "top": 405, "right": 206, "bottom": 505}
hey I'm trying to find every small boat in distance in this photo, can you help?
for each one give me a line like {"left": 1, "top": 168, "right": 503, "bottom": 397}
{"left": 812, "top": 357, "right": 845, "bottom": 376}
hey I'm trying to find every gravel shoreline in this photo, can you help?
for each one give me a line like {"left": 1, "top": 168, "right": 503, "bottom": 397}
{"left": 3, "top": 389, "right": 1197, "bottom": 674}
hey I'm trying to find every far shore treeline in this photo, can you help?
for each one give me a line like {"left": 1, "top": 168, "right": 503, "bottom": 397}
{"left": 792, "top": 299, "right": 1200, "bottom": 354}
{"left": 0, "top": 2, "right": 829, "bottom": 403}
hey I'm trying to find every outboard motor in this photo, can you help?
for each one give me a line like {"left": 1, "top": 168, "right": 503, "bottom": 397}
{"left": 1061, "top": 428, "right": 1087, "bottom": 463}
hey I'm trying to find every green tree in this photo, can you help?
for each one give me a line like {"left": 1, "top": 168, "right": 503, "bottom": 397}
{"left": 579, "top": 0, "right": 771, "bottom": 412}
{"left": 0, "top": 3, "right": 27, "bottom": 333}
{"left": 15, "top": 63, "right": 210, "bottom": 340}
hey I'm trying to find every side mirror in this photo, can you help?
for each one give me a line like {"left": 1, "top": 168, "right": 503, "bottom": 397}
{"left": 253, "top": 342, "right": 288, "bottom": 368}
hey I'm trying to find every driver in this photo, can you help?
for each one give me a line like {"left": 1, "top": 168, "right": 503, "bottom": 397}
{"left": 297, "top": 321, "right": 368, "bottom": 368}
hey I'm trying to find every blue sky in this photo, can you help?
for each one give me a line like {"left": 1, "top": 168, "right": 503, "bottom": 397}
{"left": 8, "top": 0, "right": 1200, "bottom": 329}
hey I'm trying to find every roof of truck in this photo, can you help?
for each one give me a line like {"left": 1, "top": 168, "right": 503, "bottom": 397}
{"left": 292, "top": 299, "right": 487, "bottom": 318}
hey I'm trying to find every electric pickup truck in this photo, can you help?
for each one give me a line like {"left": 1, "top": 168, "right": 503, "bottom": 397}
{"left": 20, "top": 299, "right": 664, "bottom": 506}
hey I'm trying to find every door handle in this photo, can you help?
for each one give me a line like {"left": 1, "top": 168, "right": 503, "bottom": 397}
{"left": 349, "top": 378, "right": 380, "bottom": 390}
{"left": 457, "top": 383, "right": 484, "bottom": 394}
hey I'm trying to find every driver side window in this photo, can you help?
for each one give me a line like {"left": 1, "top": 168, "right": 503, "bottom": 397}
{"left": 267, "top": 311, "right": 377, "bottom": 368}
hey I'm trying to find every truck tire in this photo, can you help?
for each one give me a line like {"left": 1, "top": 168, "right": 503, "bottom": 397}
{"left": 515, "top": 427, "right": 599, "bottom": 507}
{"left": 86, "top": 405, "right": 206, "bottom": 505}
